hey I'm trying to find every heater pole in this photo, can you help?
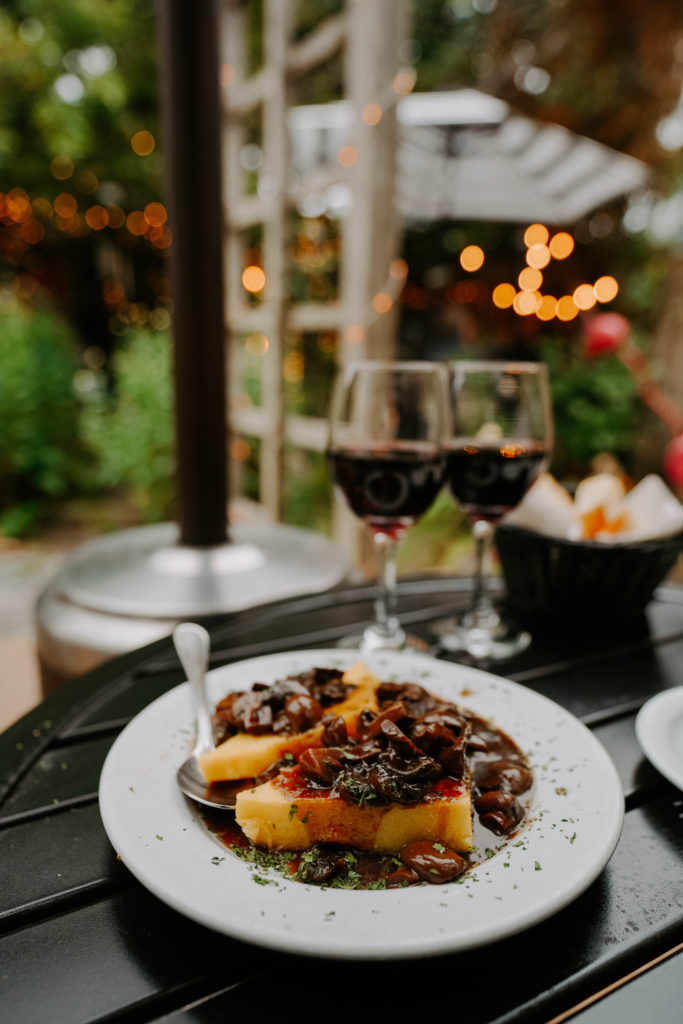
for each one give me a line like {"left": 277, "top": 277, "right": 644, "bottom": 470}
{"left": 157, "top": 0, "right": 228, "bottom": 546}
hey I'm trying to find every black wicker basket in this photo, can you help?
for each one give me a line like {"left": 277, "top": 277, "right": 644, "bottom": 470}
{"left": 495, "top": 522, "right": 683, "bottom": 628}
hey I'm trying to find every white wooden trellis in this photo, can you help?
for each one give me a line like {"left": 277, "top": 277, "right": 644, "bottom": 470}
{"left": 218, "top": 0, "right": 412, "bottom": 554}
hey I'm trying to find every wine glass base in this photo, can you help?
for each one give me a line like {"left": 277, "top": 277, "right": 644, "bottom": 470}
{"left": 433, "top": 616, "right": 531, "bottom": 661}
{"left": 336, "top": 625, "right": 431, "bottom": 654}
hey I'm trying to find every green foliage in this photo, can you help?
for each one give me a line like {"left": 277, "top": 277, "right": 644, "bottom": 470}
{"left": 539, "top": 335, "right": 641, "bottom": 478}
{"left": 283, "top": 447, "right": 332, "bottom": 533}
{"left": 0, "top": 0, "right": 159, "bottom": 197}
{"left": 80, "top": 327, "right": 174, "bottom": 521}
{"left": 0, "top": 290, "right": 86, "bottom": 534}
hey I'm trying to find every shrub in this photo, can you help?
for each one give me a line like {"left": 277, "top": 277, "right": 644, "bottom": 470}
{"left": 0, "top": 291, "right": 86, "bottom": 535}
{"left": 539, "top": 334, "right": 641, "bottom": 479}
{"left": 80, "top": 328, "right": 174, "bottom": 522}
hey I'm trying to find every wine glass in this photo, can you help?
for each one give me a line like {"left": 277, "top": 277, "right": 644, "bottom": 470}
{"left": 327, "top": 360, "right": 450, "bottom": 651}
{"left": 435, "top": 360, "right": 553, "bottom": 659}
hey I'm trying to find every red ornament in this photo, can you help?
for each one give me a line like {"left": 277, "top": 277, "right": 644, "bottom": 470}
{"left": 582, "top": 312, "right": 631, "bottom": 358}
{"left": 664, "top": 435, "right": 683, "bottom": 488}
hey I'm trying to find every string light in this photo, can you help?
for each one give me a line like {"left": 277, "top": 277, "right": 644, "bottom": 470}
{"left": 231, "top": 439, "right": 251, "bottom": 461}
{"left": 245, "top": 333, "right": 269, "bottom": 356}
{"left": 50, "top": 155, "right": 74, "bottom": 180}
{"left": 130, "top": 130, "right": 155, "bottom": 156}
{"left": 144, "top": 202, "right": 167, "bottom": 227}
{"left": 513, "top": 291, "right": 540, "bottom": 315}
{"left": 492, "top": 283, "right": 516, "bottom": 309}
{"left": 486, "top": 225, "right": 619, "bottom": 322}
{"left": 389, "top": 258, "right": 408, "bottom": 280}
{"left": 107, "top": 204, "right": 125, "bottom": 228}
{"left": 393, "top": 68, "right": 416, "bottom": 95}
{"left": 362, "top": 103, "right": 383, "bottom": 125}
{"left": 556, "top": 295, "right": 579, "bottom": 321}
{"left": 594, "top": 276, "right": 619, "bottom": 302}
{"left": 548, "top": 232, "right": 574, "bottom": 259}
{"left": 526, "top": 243, "right": 551, "bottom": 269}
{"left": 283, "top": 351, "right": 305, "bottom": 382}
{"left": 242, "top": 265, "right": 266, "bottom": 293}
{"left": 85, "top": 205, "right": 109, "bottom": 230}
{"left": 459, "top": 244, "right": 485, "bottom": 272}
{"left": 337, "top": 145, "right": 358, "bottom": 167}
{"left": 573, "top": 283, "right": 597, "bottom": 311}
{"left": 523, "top": 223, "right": 549, "bottom": 247}
{"left": 518, "top": 267, "right": 543, "bottom": 291}
{"left": 126, "top": 210, "right": 147, "bottom": 236}
{"left": 372, "top": 292, "right": 392, "bottom": 313}
{"left": 344, "top": 324, "right": 365, "bottom": 344}
{"left": 221, "top": 63, "right": 236, "bottom": 87}
{"left": 536, "top": 295, "right": 557, "bottom": 321}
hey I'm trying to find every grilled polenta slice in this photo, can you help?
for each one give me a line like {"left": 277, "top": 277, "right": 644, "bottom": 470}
{"left": 199, "top": 662, "right": 379, "bottom": 783}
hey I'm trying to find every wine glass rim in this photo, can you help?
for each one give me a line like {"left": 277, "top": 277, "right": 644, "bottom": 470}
{"left": 449, "top": 359, "right": 547, "bottom": 373}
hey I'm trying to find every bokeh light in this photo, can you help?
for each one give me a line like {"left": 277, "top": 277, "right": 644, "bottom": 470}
{"left": 50, "top": 155, "right": 74, "bottom": 180}
{"left": 573, "top": 283, "right": 597, "bottom": 310}
{"left": 526, "top": 243, "right": 551, "bottom": 269}
{"left": 362, "top": 103, "right": 382, "bottom": 125}
{"left": 513, "top": 291, "right": 540, "bottom": 315}
{"left": 372, "top": 292, "right": 392, "bottom": 313}
{"left": 231, "top": 439, "right": 251, "bottom": 461}
{"left": 131, "top": 130, "right": 155, "bottom": 156}
{"left": 523, "top": 223, "right": 549, "bottom": 247}
{"left": 459, "top": 244, "right": 485, "bottom": 272}
{"left": 593, "top": 275, "right": 619, "bottom": 302}
{"left": 85, "top": 205, "right": 109, "bottom": 230}
{"left": 536, "top": 295, "right": 557, "bottom": 321}
{"left": 344, "top": 324, "right": 366, "bottom": 344}
{"left": 518, "top": 267, "right": 543, "bottom": 291}
{"left": 126, "top": 210, "right": 147, "bottom": 236}
{"left": 144, "top": 202, "right": 167, "bottom": 227}
{"left": 242, "top": 265, "right": 266, "bottom": 293}
{"left": 393, "top": 68, "right": 416, "bottom": 94}
{"left": 245, "top": 333, "right": 269, "bottom": 356}
{"left": 283, "top": 351, "right": 305, "bottom": 383}
{"left": 556, "top": 295, "right": 579, "bottom": 321}
{"left": 389, "top": 258, "right": 408, "bottom": 280}
{"left": 492, "top": 282, "right": 516, "bottom": 309}
{"left": 337, "top": 145, "right": 358, "bottom": 167}
{"left": 549, "top": 232, "right": 574, "bottom": 259}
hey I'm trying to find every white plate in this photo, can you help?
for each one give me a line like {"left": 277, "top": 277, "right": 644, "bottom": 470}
{"left": 99, "top": 649, "right": 624, "bottom": 960}
{"left": 636, "top": 686, "right": 683, "bottom": 792}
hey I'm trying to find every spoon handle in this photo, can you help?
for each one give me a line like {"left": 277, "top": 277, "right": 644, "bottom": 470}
{"left": 173, "top": 622, "right": 214, "bottom": 753}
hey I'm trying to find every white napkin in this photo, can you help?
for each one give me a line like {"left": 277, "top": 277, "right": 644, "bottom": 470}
{"left": 503, "top": 472, "right": 683, "bottom": 543}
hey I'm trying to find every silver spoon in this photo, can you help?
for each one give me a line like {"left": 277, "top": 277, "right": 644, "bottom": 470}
{"left": 173, "top": 622, "right": 241, "bottom": 810}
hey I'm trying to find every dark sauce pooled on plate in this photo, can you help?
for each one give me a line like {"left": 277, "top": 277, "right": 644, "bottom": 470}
{"left": 202, "top": 673, "right": 533, "bottom": 890}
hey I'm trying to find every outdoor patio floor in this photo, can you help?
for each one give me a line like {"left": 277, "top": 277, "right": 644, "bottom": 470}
{"left": 0, "top": 545, "right": 64, "bottom": 730}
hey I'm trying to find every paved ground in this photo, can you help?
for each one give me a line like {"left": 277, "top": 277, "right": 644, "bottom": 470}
{"left": 0, "top": 545, "right": 67, "bottom": 730}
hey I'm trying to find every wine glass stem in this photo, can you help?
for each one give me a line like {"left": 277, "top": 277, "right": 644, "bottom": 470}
{"left": 471, "top": 519, "right": 495, "bottom": 618}
{"left": 373, "top": 533, "right": 400, "bottom": 637}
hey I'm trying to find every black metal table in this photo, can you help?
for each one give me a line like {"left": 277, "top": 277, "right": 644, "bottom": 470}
{"left": 2, "top": 578, "right": 682, "bottom": 1023}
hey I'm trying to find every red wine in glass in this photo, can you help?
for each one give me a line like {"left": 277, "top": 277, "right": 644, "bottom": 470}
{"left": 446, "top": 440, "right": 547, "bottom": 523}
{"left": 434, "top": 360, "right": 553, "bottom": 660}
{"left": 328, "top": 442, "right": 446, "bottom": 541}
{"left": 327, "top": 360, "right": 450, "bottom": 651}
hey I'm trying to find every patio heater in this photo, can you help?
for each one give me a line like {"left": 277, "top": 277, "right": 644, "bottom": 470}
{"left": 35, "top": 0, "right": 347, "bottom": 691}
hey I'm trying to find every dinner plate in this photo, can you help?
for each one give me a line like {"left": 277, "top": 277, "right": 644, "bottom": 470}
{"left": 636, "top": 686, "right": 683, "bottom": 792}
{"left": 99, "top": 649, "right": 624, "bottom": 960}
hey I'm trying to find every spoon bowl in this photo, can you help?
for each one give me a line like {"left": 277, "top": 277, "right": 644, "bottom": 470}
{"left": 173, "top": 622, "right": 245, "bottom": 810}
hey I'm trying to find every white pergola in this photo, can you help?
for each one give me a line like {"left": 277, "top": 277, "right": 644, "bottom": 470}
{"left": 219, "top": 0, "right": 411, "bottom": 552}
{"left": 218, "top": 2, "right": 649, "bottom": 542}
